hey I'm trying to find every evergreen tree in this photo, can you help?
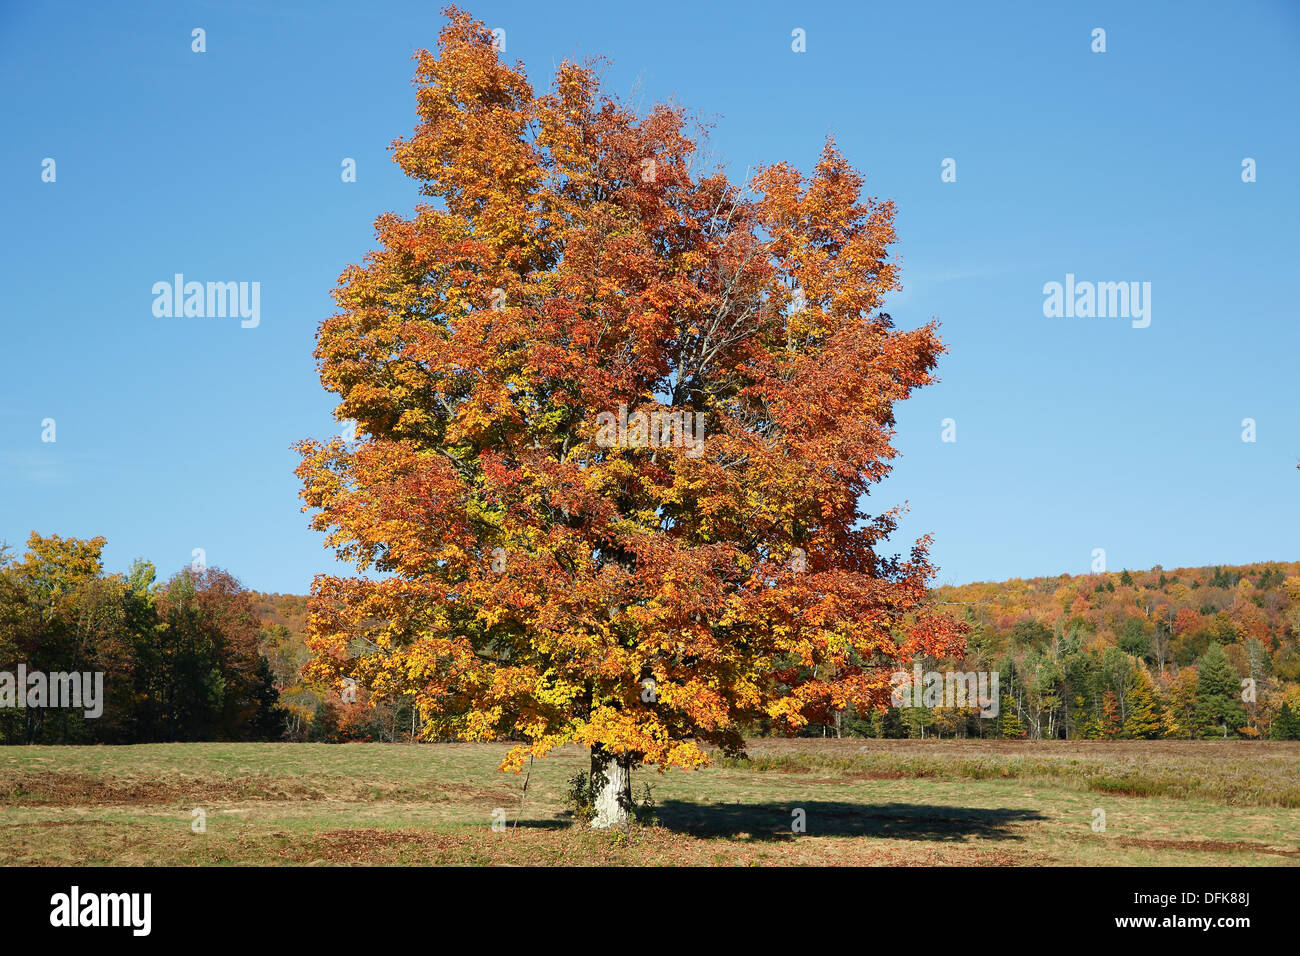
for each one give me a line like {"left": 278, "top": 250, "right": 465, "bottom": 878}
{"left": 1269, "top": 701, "right": 1300, "bottom": 740}
{"left": 900, "top": 703, "right": 933, "bottom": 739}
{"left": 1195, "top": 643, "right": 1247, "bottom": 737}
{"left": 307, "top": 700, "right": 342, "bottom": 743}
{"left": 249, "top": 655, "right": 288, "bottom": 740}
{"left": 871, "top": 704, "right": 907, "bottom": 739}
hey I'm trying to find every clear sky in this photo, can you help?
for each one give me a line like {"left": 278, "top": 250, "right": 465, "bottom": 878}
{"left": 2, "top": 0, "right": 1298, "bottom": 594}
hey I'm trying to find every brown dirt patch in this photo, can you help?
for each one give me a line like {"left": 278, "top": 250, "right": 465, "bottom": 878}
{"left": 803, "top": 770, "right": 939, "bottom": 784}
{"left": 1117, "top": 837, "right": 1300, "bottom": 858}
{"left": 0, "top": 773, "right": 513, "bottom": 808}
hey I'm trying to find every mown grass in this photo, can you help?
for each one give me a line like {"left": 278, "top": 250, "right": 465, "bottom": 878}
{"left": 0, "top": 739, "right": 1296, "bottom": 866}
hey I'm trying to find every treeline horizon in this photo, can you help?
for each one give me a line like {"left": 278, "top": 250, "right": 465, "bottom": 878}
{"left": 4, "top": 531, "right": 1299, "bottom": 744}
{"left": 0, "top": 533, "right": 284, "bottom": 745}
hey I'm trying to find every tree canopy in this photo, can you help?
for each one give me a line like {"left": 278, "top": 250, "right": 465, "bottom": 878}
{"left": 295, "top": 8, "right": 962, "bottom": 788}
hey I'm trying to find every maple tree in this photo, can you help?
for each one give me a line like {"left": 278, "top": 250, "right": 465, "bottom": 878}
{"left": 1100, "top": 691, "right": 1122, "bottom": 738}
{"left": 295, "top": 7, "right": 961, "bottom": 826}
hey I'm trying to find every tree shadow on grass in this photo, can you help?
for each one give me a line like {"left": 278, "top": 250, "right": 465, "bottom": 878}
{"left": 656, "top": 800, "right": 1046, "bottom": 842}
{"left": 510, "top": 818, "right": 573, "bottom": 831}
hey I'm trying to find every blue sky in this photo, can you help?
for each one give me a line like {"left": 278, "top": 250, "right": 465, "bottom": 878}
{"left": 2, "top": 0, "right": 1298, "bottom": 593}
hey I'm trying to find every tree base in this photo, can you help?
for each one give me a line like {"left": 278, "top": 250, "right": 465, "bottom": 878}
{"left": 589, "top": 745, "right": 633, "bottom": 829}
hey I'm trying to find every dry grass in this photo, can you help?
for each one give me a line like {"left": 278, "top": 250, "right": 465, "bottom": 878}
{"left": 1, "top": 739, "right": 1297, "bottom": 866}
{"left": 716, "top": 739, "right": 1300, "bottom": 808}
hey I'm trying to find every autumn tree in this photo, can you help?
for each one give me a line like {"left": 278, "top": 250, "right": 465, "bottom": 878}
{"left": 1121, "top": 668, "right": 1163, "bottom": 739}
{"left": 1100, "top": 690, "right": 1122, "bottom": 738}
{"left": 996, "top": 694, "right": 1025, "bottom": 739}
{"left": 1164, "top": 668, "right": 1202, "bottom": 739}
{"left": 296, "top": 8, "right": 962, "bottom": 826}
{"left": 1, "top": 533, "right": 133, "bottom": 743}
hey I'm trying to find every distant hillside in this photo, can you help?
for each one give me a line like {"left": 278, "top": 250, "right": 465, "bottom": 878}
{"left": 928, "top": 561, "right": 1300, "bottom": 740}
{"left": 934, "top": 560, "right": 1300, "bottom": 672}
{"left": 248, "top": 591, "right": 309, "bottom": 636}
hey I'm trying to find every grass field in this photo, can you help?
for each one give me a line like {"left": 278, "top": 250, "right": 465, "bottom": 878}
{"left": 2, "top": 739, "right": 1298, "bottom": 866}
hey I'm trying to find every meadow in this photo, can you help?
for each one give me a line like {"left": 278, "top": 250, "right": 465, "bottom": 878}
{"left": 1, "top": 740, "right": 1297, "bottom": 866}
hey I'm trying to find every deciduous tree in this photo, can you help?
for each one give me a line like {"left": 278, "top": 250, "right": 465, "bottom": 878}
{"left": 1121, "top": 668, "right": 1163, "bottom": 739}
{"left": 296, "top": 7, "right": 962, "bottom": 826}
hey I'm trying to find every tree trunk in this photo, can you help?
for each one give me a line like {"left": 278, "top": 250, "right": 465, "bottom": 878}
{"left": 589, "top": 744, "right": 633, "bottom": 829}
